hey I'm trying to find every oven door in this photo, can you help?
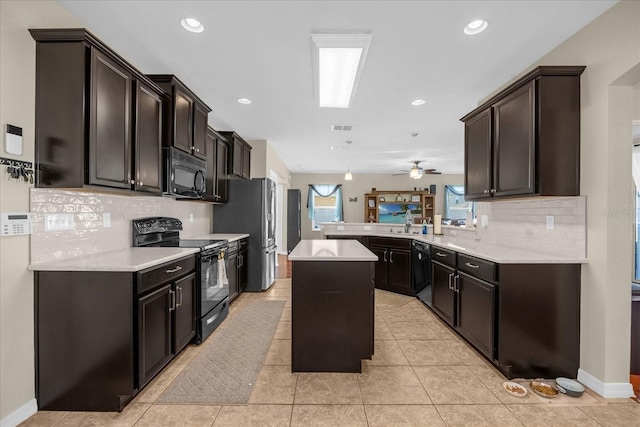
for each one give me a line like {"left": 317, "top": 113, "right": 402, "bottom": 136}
{"left": 200, "top": 250, "right": 229, "bottom": 316}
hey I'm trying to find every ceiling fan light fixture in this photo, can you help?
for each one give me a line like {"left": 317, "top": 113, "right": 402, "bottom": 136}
{"left": 409, "top": 165, "right": 421, "bottom": 179}
{"left": 181, "top": 18, "right": 204, "bottom": 33}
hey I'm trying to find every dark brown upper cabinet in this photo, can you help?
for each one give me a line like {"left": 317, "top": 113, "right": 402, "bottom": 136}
{"left": 461, "top": 66, "right": 585, "bottom": 201}
{"left": 203, "top": 127, "right": 229, "bottom": 203}
{"left": 147, "top": 75, "right": 211, "bottom": 160}
{"left": 30, "top": 28, "right": 164, "bottom": 195}
{"left": 220, "top": 131, "right": 252, "bottom": 180}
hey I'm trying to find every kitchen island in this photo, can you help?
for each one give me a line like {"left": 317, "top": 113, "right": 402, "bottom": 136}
{"left": 288, "top": 240, "right": 377, "bottom": 373}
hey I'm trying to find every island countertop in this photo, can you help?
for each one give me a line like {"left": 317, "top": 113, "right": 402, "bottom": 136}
{"left": 289, "top": 239, "right": 377, "bottom": 261}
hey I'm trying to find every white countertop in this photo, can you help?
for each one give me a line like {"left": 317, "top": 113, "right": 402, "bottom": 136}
{"left": 289, "top": 239, "right": 377, "bottom": 261}
{"left": 28, "top": 247, "right": 200, "bottom": 272}
{"left": 323, "top": 230, "right": 586, "bottom": 264}
{"left": 193, "top": 233, "right": 250, "bottom": 242}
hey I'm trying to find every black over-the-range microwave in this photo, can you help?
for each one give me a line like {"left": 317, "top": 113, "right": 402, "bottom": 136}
{"left": 163, "top": 147, "right": 206, "bottom": 199}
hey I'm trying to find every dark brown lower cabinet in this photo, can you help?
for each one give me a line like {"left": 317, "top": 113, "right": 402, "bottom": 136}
{"left": 456, "top": 271, "right": 496, "bottom": 360}
{"left": 35, "top": 254, "right": 196, "bottom": 412}
{"left": 431, "top": 260, "right": 457, "bottom": 327}
{"left": 292, "top": 260, "right": 374, "bottom": 373}
{"left": 369, "top": 237, "right": 412, "bottom": 295}
{"left": 498, "top": 264, "right": 580, "bottom": 379}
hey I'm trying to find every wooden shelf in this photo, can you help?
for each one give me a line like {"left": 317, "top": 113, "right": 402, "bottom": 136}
{"left": 364, "top": 190, "right": 436, "bottom": 223}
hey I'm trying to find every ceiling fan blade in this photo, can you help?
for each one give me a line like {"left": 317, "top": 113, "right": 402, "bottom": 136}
{"left": 392, "top": 172, "right": 408, "bottom": 176}
{"left": 424, "top": 171, "right": 442, "bottom": 174}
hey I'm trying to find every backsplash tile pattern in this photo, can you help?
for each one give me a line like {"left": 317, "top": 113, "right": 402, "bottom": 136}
{"left": 474, "top": 196, "right": 586, "bottom": 258}
{"left": 30, "top": 189, "right": 212, "bottom": 264}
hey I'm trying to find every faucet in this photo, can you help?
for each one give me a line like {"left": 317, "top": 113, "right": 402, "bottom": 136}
{"left": 404, "top": 209, "right": 413, "bottom": 233}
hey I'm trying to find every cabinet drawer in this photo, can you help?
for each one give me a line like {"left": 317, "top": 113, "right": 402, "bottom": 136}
{"left": 458, "top": 253, "right": 497, "bottom": 284}
{"left": 137, "top": 255, "right": 196, "bottom": 295}
{"left": 238, "top": 238, "right": 248, "bottom": 250}
{"left": 228, "top": 241, "right": 239, "bottom": 253}
{"left": 431, "top": 246, "right": 456, "bottom": 267}
{"left": 369, "top": 237, "right": 411, "bottom": 250}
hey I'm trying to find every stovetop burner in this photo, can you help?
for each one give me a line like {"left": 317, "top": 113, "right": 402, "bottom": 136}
{"left": 131, "top": 216, "right": 227, "bottom": 251}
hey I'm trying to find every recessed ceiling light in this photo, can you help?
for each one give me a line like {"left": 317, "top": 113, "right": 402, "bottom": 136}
{"left": 237, "top": 98, "right": 252, "bottom": 104}
{"left": 464, "top": 19, "right": 488, "bottom": 35}
{"left": 181, "top": 18, "right": 204, "bottom": 33}
{"left": 411, "top": 99, "right": 426, "bottom": 106}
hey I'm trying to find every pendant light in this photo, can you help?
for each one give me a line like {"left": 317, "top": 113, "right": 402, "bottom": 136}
{"left": 345, "top": 168, "right": 353, "bottom": 180}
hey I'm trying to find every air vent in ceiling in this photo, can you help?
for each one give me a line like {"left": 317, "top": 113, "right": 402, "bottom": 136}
{"left": 331, "top": 125, "right": 352, "bottom": 131}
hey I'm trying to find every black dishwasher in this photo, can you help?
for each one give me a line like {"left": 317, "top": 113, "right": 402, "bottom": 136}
{"left": 412, "top": 241, "right": 432, "bottom": 306}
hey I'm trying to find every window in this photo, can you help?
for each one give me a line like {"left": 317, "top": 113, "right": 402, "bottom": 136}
{"left": 444, "top": 185, "right": 475, "bottom": 224}
{"left": 308, "top": 184, "right": 343, "bottom": 231}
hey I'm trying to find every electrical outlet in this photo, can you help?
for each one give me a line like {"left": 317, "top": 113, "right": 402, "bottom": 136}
{"left": 364, "top": 225, "right": 372, "bottom": 231}
{"left": 546, "top": 215, "right": 555, "bottom": 230}
{"left": 337, "top": 225, "right": 345, "bottom": 230}
{"left": 189, "top": 213, "right": 194, "bottom": 223}
{"left": 102, "top": 212, "right": 111, "bottom": 228}
{"left": 481, "top": 215, "right": 489, "bottom": 228}
{"left": 45, "top": 213, "right": 75, "bottom": 231}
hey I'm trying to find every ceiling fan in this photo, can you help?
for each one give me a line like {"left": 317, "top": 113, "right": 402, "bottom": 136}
{"left": 394, "top": 161, "right": 441, "bottom": 179}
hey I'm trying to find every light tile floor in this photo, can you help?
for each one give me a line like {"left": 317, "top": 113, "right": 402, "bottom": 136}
{"left": 20, "top": 279, "right": 640, "bottom": 427}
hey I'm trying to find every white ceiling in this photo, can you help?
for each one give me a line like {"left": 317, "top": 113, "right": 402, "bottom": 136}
{"left": 57, "top": 0, "right": 617, "bottom": 176}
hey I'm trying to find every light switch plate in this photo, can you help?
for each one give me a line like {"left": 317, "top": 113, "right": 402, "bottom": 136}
{"left": 337, "top": 225, "right": 345, "bottom": 230}
{"left": 102, "top": 212, "right": 111, "bottom": 228}
{"left": 45, "top": 213, "right": 75, "bottom": 231}
{"left": 481, "top": 215, "right": 489, "bottom": 228}
{"left": 364, "top": 225, "right": 372, "bottom": 231}
{"left": 546, "top": 215, "right": 555, "bottom": 230}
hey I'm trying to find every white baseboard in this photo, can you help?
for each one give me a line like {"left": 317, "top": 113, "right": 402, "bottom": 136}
{"left": 0, "top": 398, "right": 37, "bottom": 427}
{"left": 578, "top": 369, "right": 635, "bottom": 398}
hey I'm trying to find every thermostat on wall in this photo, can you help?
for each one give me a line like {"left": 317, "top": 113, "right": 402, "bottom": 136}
{"left": 1, "top": 212, "right": 33, "bottom": 236}
{"left": 5, "top": 124, "right": 23, "bottom": 156}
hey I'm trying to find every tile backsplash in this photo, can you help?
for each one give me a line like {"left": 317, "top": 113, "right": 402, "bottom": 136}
{"left": 30, "top": 189, "right": 213, "bottom": 264}
{"left": 474, "top": 196, "right": 586, "bottom": 258}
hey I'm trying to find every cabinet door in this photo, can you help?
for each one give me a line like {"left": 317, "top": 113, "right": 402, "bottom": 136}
{"left": 238, "top": 247, "right": 249, "bottom": 293}
{"left": 173, "top": 273, "right": 197, "bottom": 353}
{"left": 89, "top": 49, "right": 132, "bottom": 189}
{"left": 242, "top": 144, "right": 251, "bottom": 179}
{"left": 464, "top": 108, "right": 493, "bottom": 200}
{"left": 431, "top": 260, "right": 456, "bottom": 327}
{"left": 204, "top": 128, "right": 216, "bottom": 201}
{"left": 173, "top": 86, "right": 194, "bottom": 154}
{"left": 231, "top": 137, "right": 244, "bottom": 177}
{"left": 215, "top": 138, "right": 229, "bottom": 202}
{"left": 138, "top": 284, "right": 172, "bottom": 387}
{"left": 388, "top": 249, "right": 412, "bottom": 295}
{"left": 134, "top": 81, "right": 163, "bottom": 194}
{"left": 227, "top": 251, "right": 239, "bottom": 301}
{"left": 493, "top": 82, "right": 535, "bottom": 197}
{"left": 369, "top": 246, "right": 389, "bottom": 290}
{"left": 192, "top": 103, "right": 208, "bottom": 159}
{"left": 456, "top": 272, "right": 496, "bottom": 359}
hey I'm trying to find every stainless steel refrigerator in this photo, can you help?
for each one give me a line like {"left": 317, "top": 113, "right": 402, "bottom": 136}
{"left": 213, "top": 178, "right": 276, "bottom": 291}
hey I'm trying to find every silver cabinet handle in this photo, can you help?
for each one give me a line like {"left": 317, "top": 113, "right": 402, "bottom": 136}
{"left": 435, "top": 252, "right": 447, "bottom": 257}
{"left": 176, "top": 286, "right": 183, "bottom": 307}
{"left": 454, "top": 275, "right": 460, "bottom": 293}
{"left": 139, "top": 181, "right": 143, "bottom": 186}
{"left": 389, "top": 251, "right": 394, "bottom": 263}
{"left": 448, "top": 273, "right": 453, "bottom": 290}
{"left": 169, "top": 289, "right": 176, "bottom": 311}
{"left": 490, "top": 189, "right": 496, "bottom": 193}
{"left": 465, "top": 262, "right": 480, "bottom": 269}
{"left": 483, "top": 189, "right": 489, "bottom": 194}
{"left": 383, "top": 249, "right": 388, "bottom": 263}
{"left": 130, "top": 179, "right": 136, "bottom": 185}
{"left": 165, "top": 266, "right": 182, "bottom": 273}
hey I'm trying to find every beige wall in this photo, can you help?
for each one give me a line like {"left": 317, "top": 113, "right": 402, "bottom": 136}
{"left": 529, "top": 1, "right": 640, "bottom": 394}
{"left": 290, "top": 173, "right": 463, "bottom": 240}
{"left": 0, "top": 1, "right": 84, "bottom": 422}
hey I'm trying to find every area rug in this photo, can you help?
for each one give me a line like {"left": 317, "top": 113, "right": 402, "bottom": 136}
{"left": 157, "top": 300, "right": 285, "bottom": 404}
